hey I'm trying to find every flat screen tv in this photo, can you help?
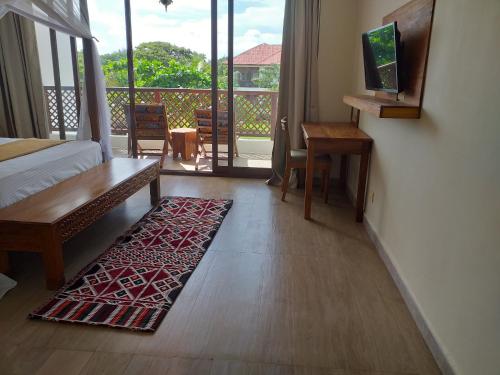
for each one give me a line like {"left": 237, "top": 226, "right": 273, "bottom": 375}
{"left": 362, "top": 22, "right": 403, "bottom": 93}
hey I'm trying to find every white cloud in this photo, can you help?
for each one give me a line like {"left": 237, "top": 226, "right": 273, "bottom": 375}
{"left": 87, "top": 0, "right": 284, "bottom": 58}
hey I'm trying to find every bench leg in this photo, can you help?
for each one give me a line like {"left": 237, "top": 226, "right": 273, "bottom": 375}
{"left": 150, "top": 176, "right": 160, "bottom": 206}
{"left": 0, "top": 251, "right": 10, "bottom": 275}
{"left": 41, "top": 229, "right": 65, "bottom": 290}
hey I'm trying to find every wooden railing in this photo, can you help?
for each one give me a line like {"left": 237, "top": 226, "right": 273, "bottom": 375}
{"left": 44, "top": 86, "right": 278, "bottom": 138}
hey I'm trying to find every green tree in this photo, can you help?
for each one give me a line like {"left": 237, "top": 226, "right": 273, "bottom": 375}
{"left": 135, "top": 59, "right": 210, "bottom": 88}
{"left": 254, "top": 64, "right": 280, "bottom": 90}
{"left": 101, "top": 57, "right": 211, "bottom": 88}
{"left": 217, "top": 58, "right": 228, "bottom": 89}
{"left": 100, "top": 58, "right": 129, "bottom": 87}
{"left": 77, "top": 50, "right": 84, "bottom": 83}
{"left": 135, "top": 41, "right": 207, "bottom": 68}
{"left": 101, "top": 49, "right": 127, "bottom": 65}
{"left": 78, "top": 41, "right": 233, "bottom": 89}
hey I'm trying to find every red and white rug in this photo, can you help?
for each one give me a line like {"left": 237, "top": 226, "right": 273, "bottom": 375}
{"left": 29, "top": 196, "right": 232, "bottom": 332}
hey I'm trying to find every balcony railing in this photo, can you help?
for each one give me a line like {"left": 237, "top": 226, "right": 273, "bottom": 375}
{"left": 44, "top": 86, "right": 278, "bottom": 138}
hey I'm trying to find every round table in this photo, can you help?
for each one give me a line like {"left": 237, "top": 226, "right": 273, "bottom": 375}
{"left": 171, "top": 128, "right": 197, "bottom": 161}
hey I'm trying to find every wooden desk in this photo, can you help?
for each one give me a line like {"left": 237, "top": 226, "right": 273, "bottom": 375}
{"left": 302, "top": 122, "right": 373, "bottom": 222}
{"left": 0, "top": 158, "right": 160, "bottom": 289}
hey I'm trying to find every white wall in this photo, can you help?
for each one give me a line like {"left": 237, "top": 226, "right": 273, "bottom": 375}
{"left": 318, "top": 0, "right": 358, "bottom": 123}
{"left": 35, "top": 23, "right": 75, "bottom": 87}
{"left": 317, "top": 0, "right": 359, "bottom": 175}
{"left": 342, "top": 0, "right": 500, "bottom": 374}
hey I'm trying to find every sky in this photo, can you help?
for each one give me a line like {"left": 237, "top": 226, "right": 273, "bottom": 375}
{"left": 87, "top": 0, "right": 285, "bottom": 58}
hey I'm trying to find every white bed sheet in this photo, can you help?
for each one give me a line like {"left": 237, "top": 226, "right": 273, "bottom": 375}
{"left": 0, "top": 138, "right": 102, "bottom": 208}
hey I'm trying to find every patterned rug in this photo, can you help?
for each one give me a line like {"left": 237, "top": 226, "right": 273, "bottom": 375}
{"left": 29, "top": 196, "right": 232, "bottom": 332}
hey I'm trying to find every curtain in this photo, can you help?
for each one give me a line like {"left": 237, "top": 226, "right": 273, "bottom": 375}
{"left": 0, "top": 0, "right": 113, "bottom": 160}
{"left": 76, "top": 40, "right": 113, "bottom": 160}
{"left": 0, "top": 13, "right": 48, "bottom": 138}
{"left": 0, "top": 1, "right": 91, "bottom": 38}
{"left": 268, "top": 0, "right": 321, "bottom": 184}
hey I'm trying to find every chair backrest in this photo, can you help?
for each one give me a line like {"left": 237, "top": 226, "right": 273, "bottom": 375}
{"left": 280, "top": 117, "right": 291, "bottom": 159}
{"left": 124, "top": 104, "right": 169, "bottom": 141}
{"left": 194, "top": 109, "right": 232, "bottom": 144}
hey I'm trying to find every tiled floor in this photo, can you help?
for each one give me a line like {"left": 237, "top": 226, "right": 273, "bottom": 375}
{"left": 0, "top": 176, "right": 440, "bottom": 374}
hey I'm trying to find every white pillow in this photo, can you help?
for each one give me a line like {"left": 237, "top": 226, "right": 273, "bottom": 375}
{"left": 0, "top": 273, "right": 16, "bottom": 299}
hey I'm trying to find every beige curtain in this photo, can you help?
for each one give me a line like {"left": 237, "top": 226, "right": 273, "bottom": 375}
{"left": 0, "top": 13, "right": 48, "bottom": 138}
{"left": 268, "top": 0, "right": 321, "bottom": 184}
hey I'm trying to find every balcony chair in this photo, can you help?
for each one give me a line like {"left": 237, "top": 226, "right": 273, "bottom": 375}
{"left": 280, "top": 117, "right": 332, "bottom": 203}
{"left": 125, "top": 104, "right": 171, "bottom": 168}
{"left": 194, "top": 109, "right": 239, "bottom": 171}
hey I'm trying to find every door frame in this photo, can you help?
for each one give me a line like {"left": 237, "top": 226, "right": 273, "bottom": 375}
{"left": 125, "top": 0, "right": 272, "bottom": 178}
{"left": 210, "top": 0, "right": 272, "bottom": 177}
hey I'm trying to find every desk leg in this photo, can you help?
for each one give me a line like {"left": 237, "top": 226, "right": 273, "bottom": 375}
{"left": 356, "top": 150, "right": 370, "bottom": 222}
{"left": 340, "top": 154, "right": 348, "bottom": 190}
{"left": 304, "top": 141, "right": 315, "bottom": 220}
{"left": 150, "top": 175, "right": 161, "bottom": 205}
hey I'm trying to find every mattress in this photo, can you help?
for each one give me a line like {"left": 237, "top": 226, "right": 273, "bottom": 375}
{"left": 0, "top": 138, "right": 102, "bottom": 209}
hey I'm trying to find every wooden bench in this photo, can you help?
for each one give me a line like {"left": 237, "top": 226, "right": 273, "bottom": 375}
{"left": 0, "top": 158, "right": 160, "bottom": 289}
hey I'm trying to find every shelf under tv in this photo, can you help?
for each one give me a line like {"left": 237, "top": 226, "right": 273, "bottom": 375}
{"left": 343, "top": 95, "right": 421, "bottom": 119}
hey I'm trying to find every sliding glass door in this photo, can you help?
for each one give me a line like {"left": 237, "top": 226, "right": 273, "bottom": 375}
{"left": 107, "top": 0, "right": 284, "bottom": 176}
{"left": 211, "top": 0, "right": 285, "bottom": 176}
{"left": 129, "top": 0, "right": 212, "bottom": 173}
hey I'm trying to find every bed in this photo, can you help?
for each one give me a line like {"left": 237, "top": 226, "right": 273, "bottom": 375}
{"left": 0, "top": 138, "right": 102, "bottom": 209}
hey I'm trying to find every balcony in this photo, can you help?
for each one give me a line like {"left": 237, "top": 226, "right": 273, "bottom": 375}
{"left": 44, "top": 86, "right": 277, "bottom": 170}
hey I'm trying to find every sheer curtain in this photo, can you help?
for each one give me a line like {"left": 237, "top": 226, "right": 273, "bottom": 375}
{"left": 268, "top": 0, "right": 321, "bottom": 184}
{"left": 0, "top": 0, "right": 113, "bottom": 160}
{"left": 76, "top": 41, "right": 112, "bottom": 160}
{"left": 0, "top": 0, "right": 90, "bottom": 38}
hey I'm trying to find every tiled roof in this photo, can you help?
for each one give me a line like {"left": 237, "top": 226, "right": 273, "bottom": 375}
{"left": 233, "top": 43, "right": 281, "bottom": 66}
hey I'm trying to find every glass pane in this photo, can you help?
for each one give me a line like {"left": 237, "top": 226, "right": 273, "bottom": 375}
{"left": 232, "top": 0, "right": 285, "bottom": 169}
{"left": 216, "top": 0, "right": 229, "bottom": 167}
{"left": 34, "top": 25, "right": 78, "bottom": 139}
{"left": 84, "top": 1, "right": 127, "bottom": 155}
{"left": 128, "top": 0, "right": 212, "bottom": 172}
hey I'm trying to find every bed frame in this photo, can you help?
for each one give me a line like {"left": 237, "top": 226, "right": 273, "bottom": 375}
{"left": 0, "top": 158, "right": 160, "bottom": 289}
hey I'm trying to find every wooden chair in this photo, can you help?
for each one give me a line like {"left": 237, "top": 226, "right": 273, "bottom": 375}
{"left": 194, "top": 109, "right": 239, "bottom": 170}
{"left": 280, "top": 117, "right": 332, "bottom": 202}
{"left": 125, "top": 104, "right": 171, "bottom": 168}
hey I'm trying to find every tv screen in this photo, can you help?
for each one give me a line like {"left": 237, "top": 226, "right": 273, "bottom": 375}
{"left": 362, "top": 22, "right": 403, "bottom": 93}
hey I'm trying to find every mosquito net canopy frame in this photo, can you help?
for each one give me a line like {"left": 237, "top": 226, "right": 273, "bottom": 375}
{"left": 0, "top": 0, "right": 112, "bottom": 160}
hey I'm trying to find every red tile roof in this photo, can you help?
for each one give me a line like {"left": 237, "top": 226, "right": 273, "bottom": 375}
{"left": 233, "top": 43, "right": 281, "bottom": 66}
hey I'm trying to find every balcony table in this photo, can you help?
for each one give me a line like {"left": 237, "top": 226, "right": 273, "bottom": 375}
{"left": 171, "top": 128, "right": 197, "bottom": 161}
{"left": 302, "top": 122, "right": 373, "bottom": 222}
